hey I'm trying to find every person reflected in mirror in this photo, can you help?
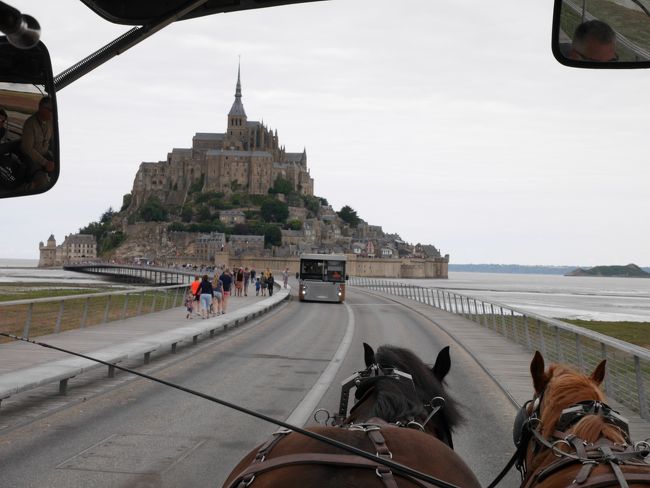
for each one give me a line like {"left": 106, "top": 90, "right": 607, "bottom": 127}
{"left": 20, "top": 96, "right": 55, "bottom": 190}
{"left": 570, "top": 20, "right": 618, "bottom": 62}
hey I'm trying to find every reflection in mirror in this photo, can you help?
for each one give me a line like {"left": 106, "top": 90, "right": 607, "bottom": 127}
{"left": 554, "top": 0, "right": 650, "bottom": 67}
{"left": 0, "top": 38, "right": 58, "bottom": 198}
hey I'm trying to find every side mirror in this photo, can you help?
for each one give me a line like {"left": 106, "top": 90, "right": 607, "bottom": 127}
{"left": 552, "top": 0, "right": 650, "bottom": 68}
{"left": 0, "top": 37, "right": 59, "bottom": 198}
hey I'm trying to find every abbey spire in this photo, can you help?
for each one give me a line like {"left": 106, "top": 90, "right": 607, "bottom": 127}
{"left": 228, "top": 63, "right": 247, "bottom": 118}
{"left": 226, "top": 62, "right": 248, "bottom": 149}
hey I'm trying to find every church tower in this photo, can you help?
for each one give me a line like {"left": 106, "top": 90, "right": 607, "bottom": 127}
{"left": 225, "top": 63, "right": 248, "bottom": 149}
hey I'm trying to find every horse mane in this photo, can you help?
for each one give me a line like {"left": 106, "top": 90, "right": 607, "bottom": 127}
{"left": 370, "top": 345, "right": 463, "bottom": 431}
{"left": 540, "top": 364, "right": 625, "bottom": 443}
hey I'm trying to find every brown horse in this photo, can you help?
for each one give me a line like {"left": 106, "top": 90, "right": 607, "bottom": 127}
{"left": 514, "top": 351, "right": 650, "bottom": 488}
{"left": 223, "top": 343, "right": 481, "bottom": 488}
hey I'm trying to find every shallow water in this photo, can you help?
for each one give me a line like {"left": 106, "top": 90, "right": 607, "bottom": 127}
{"left": 400, "top": 272, "right": 650, "bottom": 322}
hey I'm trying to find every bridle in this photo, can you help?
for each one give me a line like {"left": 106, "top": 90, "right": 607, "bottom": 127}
{"left": 328, "top": 363, "right": 447, "bottom": 441}
{"left": 487, "top": 393, "right": 650, "bottom": 488}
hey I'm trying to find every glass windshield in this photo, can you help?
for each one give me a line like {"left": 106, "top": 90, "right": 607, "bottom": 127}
{"left": 300, "top": 258, "right": 345, "bottom": 282}
{"left": 300, "top": 259, "right": 325, "bottom": 280}
{"left": 326, "top": 260, "right": 345, "bottom": 282}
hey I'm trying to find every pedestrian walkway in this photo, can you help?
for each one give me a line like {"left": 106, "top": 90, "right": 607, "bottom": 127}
{"left": 358, "top": 288, "right": 650, "bottom": 441}
{"left": 0, "top": 289, "right": 289, "bottom": 403}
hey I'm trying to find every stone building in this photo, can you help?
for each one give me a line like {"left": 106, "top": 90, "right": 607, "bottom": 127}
{"left": 38, "top": 234, "right": 97, "bottom": 267}
{"left": 128, "top": 65, "right": 314, "bottom": 212}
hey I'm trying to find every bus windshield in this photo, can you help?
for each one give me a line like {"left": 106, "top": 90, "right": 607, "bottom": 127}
{"left": 300, "top": 258, "right": 346, "bottom": 282}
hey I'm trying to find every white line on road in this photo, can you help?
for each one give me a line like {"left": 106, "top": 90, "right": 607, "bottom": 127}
{"left": 283, "top": 303, "right": 355, "bottom": 426}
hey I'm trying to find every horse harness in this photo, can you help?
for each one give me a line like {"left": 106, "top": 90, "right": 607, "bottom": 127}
{"left": 226, "top": 363, "right": 449, "bottom": 488}
{"left": 511, "top": 399, "right": 650, "bottom": 488}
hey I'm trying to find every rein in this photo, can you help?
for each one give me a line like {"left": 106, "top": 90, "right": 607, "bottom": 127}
{"left": 0, "top": 332, "right": 463, "bottom": 488}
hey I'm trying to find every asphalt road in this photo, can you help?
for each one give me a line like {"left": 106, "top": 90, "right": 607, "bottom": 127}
{"left": 0, "top": 288, "right": 521, "bottom": 488}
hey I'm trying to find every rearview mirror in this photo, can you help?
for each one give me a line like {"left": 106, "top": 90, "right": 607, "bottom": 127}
{"left": 552, "top": 0, "right": 650, "bottom": 68}
{"left": 0, "top": 37, "right": 58, "bottom": 198}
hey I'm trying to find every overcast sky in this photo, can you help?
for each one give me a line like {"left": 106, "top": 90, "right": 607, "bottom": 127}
{"left": 1, "top": 0, "right": 648, "bottom": 266}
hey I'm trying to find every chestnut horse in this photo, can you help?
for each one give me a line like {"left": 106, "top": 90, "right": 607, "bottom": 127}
{"left": 223, "top": 344, "right": 481, "bottom": 488}
{"left": 514, "top": 351, "right": 650, "bottom": 488}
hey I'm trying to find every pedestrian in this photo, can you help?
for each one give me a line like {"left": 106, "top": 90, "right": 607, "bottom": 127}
{"left": 243, "top": 267, "right": 251, "bottom": 296}
{"left": 267, "top": 272, "right": 275, "bottom": 296}
{"left": 261, "top": 272, "right": 268, "bottom": 296}
{"left": 255, "top": 277, "right": 261, "bottom": 296}
{"left": 212, "top": 274, "right": 224, "bottom": 315}
{"left": 235, "top": 267, "right": 244, "bottom": 296}
{"left": 197, "top": 274, "right": 214, "bottom": 319}
{"left": 250, "top": 267, "right": 256, "bottom": 282}
{"left": 282, "top": 267, "right": 289, "bottom": 288}
{"left": 184, "top": 289, "right": 194, "bottom": 319}
{"left": 190, "top": 275, "right": 201, "bottom": 315}
{"left": 219, "top": 268, "right": 233, "bottom": 313}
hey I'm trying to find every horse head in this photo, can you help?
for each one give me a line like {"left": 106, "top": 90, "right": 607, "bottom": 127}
{"left": 527, "top": 351, "right": 628, "bottom": 444}
{"left": 345, "top": 343, "right": 462, "bottom": 448}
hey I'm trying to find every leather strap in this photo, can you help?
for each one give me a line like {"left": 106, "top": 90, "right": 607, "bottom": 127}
{"left": 225, "top": 452, "right": 442, "bottom": 488}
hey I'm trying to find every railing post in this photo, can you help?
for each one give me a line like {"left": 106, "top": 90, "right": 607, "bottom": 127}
{"left": 576, "top": 333, "right": 585, "bottom": 371}
{"left": 138, "top": 291, "right": 144, "bottom": 315}
{"left": 22, "top": 302, "right": 33, "bottom": 338}
{"left": 81, "top": 297, "right": 89, "bottom": 328}
{"left": 481, "top": 301, "right": 488, "bottom": 327}
{"left": 121, "top": 293, "right": 129, "bottom": 319}
{"left": 103, "top": 295, "right": 112, "bottom": 323}
{"left": 436, "top": 289, "right": 441, "bottom": 308}
{"left": 55, "top": 300, "right": 65, "bottom": 333}
{"left": 601, "top": 343, "right": 613, "bottom": 397}
{"left": 555, "top": 326, "right": 564, "bottom": 362}
{"left": 490, "top": 304, "right": 496, "bottom": 330}
{"left": 512, "top": 314, "right": 520, "bottom": 343}
{"left": 174, "top": 286, "right": 181, "bottom": 308}
{"left": 163, "top": 289, "right": 169, "bottom": 310}
{"left": 524, "top": 315, "right": 531, "bottom": 349}
{"left": 538, "top": 319, "right": 546, "bottom": 356}
{"left": 634, "top": 356, "right": 648, "bottom": 419}
{"left": 472, "top": 299, "right": 478, "bottom": 323}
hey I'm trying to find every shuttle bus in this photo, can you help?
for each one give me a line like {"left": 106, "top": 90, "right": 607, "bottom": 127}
{"left": 298, "top": 253, "right": 347, "bottom": 303}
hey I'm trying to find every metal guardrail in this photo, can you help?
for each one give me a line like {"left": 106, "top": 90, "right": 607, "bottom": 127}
{"left": 0, "top": 284, "right": 188, "bottom": 341}
{"left": 349, "top": 277, "right": 650, "bottom": 420}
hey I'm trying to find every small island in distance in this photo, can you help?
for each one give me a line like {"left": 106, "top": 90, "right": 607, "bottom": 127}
{"left": 565, "top": 263, "right": 650, "bottom": 278}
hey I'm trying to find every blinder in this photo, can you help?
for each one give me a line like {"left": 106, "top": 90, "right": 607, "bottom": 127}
{"left": 513, "top": 397, "right": 540, "bottom": 448}
{"left": 336, "top": 363, "right": 416, "bottom": 422}
{"left": 556, "top": 400, "right": 630, "bottom": 440}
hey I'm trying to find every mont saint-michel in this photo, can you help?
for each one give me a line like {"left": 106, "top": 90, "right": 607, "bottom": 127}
{"left": 41, "top": 67, "right": 448, "bottom": 278}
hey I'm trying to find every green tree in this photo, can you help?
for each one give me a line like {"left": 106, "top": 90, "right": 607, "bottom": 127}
{"left": 260, "top": 200, "right": 289, "bottom": 223}
{"left": 287, "top": 219, "right": 302, "bottom": 231}
{"left": 264, "top": 225, "right": 282, "bottom": 248}
{"left": 196, "top": 206, "right": 211, "bottom": 222}
{"left": 100, "top": 231, "right": 126, "bottom": 253}
{"left": 181, "top": 206, "right": 193, "bottom": 222}
{"left": 269, "top": 176, "right": 293, "bottom": 195}
{"left": 139, "top": 197, "right": 168, "bottom": 222}
{"left": 337, "top": 205, "right": 360, "bottom": 227}
{"left": 302, "top": 195, "right": 321, "bottom": 215}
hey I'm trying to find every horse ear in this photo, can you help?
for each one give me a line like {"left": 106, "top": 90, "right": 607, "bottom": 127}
{"left": 363, "top": 343, "right": 376, "bottom": 367}
{"left": 530, "top": 351, "right": 549, "bottom": 394}
{"left": 591, "top": 360, "right": 606, "bottom": 385}
{"left": 432, "top": 346, "right": 451, "bottom": 382}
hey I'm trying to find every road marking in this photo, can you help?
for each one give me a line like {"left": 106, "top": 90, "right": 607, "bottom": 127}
{"left": 284, "top": 303, "right": 355, "bottom": 426}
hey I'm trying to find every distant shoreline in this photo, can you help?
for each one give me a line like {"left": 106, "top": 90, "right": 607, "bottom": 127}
{"left": 450, "top": 264, "right": 650, "bottom": 275}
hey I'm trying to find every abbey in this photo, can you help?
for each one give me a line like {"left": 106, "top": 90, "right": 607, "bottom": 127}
{"left": 129, "top": 67, "right": 314, "bottom": 209}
